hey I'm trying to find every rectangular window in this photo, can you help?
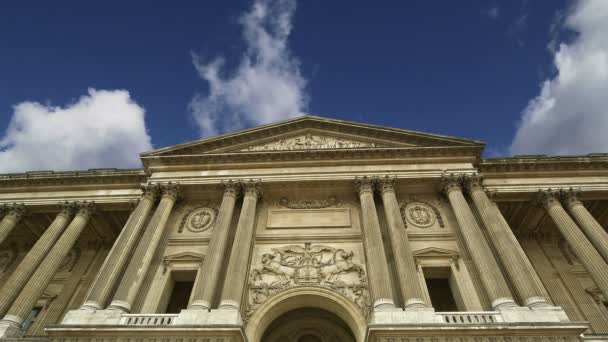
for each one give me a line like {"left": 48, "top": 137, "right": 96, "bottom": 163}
{"left": 164, "top": 270, "right": 196, "bottom": 313}
{"left": 423, "top": 267, "right": 460, "bottom": 312}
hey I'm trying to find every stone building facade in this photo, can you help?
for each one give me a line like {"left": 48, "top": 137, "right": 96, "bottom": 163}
{"left": 0, "top": 116, "right": 606, "bottom": 342}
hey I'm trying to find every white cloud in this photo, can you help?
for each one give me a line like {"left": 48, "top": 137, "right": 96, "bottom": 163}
{"left": 485, "top": 5, "right": 500, "bottom": 20}
{"left": 189, "top": 0, "right": 308, "bottom": 137}
{"left": 0, "top": 88, "right": 153, "bottom": 173}
{"left": 510, "top": 0, "right": 608, "bottom": 156}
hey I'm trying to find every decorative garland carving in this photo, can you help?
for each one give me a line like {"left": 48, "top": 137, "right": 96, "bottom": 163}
{"left": 245, "top": 243, "right": 370, "bottom": 322}
{"left": 178, "top": 205, "right": 218, "bottom": 233}
{"left": 585, "top": 285, "right": 608, "bottom": 308}
{"left": 400, "top": 198, "right": 444, "bottom": 229}
{"left": 273, "top": 195, "right": 342, "bottom": 209}
{"left": 242, "top": 133, "right": 382, "bottom": 151}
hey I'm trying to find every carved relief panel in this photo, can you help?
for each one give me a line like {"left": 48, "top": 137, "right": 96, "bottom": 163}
{"left": 399, "top": 197, "right": 445, "bottom": 230}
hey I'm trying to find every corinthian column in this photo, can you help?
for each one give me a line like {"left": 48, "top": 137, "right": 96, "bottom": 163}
{"left": 464, "top": 175, "right": 549, "bottom": 307}
{"left": 189, "top": 180, "right": 240, "bottom": 310}
{"left": 538, "top": 189, "right": 608, "bottom": 300}
{"left": 377, "top": 176, "right": 427, "bottom": 309}
{"left": 0, "top": 202, "right": 94, "bottom": 333}
{"left": 218, "top": 180, "right": 261, "bottom": 311}
{"left": 440, "top": 174, "right": 516, "bottom": 309}
{"left": 81, "top": 184, "right": 161, "bottom": 311}
{"left": 0, "top": 204, "right": 26, "bottom": 245}
{"left": 562, "top": 188, "right": 608, "bottom": 263}
{"left": 355, "top": 176, "right": 395, "bottom": 310}
{"left": 108, "top": 183, "right": 180, "bottom": 313}
{"left": 0, "top": 202, "right": 75, "bottom": 318}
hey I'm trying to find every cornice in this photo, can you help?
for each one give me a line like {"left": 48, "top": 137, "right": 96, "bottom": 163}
{"left": 0, "top": 168, "right": 146, "bottom": 189}
{"left": 479, "top": 154, "right": 608, "bottom": 176}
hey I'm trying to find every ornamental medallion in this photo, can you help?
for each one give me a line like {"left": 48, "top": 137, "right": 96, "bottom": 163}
{"left": 184, "top": 207, "right": 216, "bottom": 233}
{"left": 404, "top": 202, "right": 436, "bottom": 228}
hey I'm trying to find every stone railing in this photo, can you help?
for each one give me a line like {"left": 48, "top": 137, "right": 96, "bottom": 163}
{"left": 119, "top": 314, "right": 178, "bottom": 326}
{"left": 438, "top": 312, "right": 500, "bottom": 324}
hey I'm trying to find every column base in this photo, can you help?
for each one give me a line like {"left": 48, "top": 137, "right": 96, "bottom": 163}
{"left": 404, "top": 298, "right": 428, "bottom": 310}
{"left": 523, "top": 296, "right": 549, "bottom": 308}
{"left": 0, "top": 319, "right": 23, "bottom": 338}
{"left": 373, "top": 298, "right": 398, "bottom": 311}
{"left": 491, "top": 297, "right": 518, "bottom": 310}
{"left": 106, "top": 301, "right": 130, "bottom": 313}
{"left": 187, "top": 299, "right": 211, "bottom": 311}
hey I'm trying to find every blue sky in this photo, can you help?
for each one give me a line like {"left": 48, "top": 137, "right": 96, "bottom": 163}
{"left": 1, "top": 0, "right": 607, "bottom": 172}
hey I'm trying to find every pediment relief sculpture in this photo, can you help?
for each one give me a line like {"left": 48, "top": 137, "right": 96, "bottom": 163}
{"left": 245, "top": 243, "right": 370, "bottom": 321}
{"left": 178, "top": 205, "right": 218, "bottom": 233}
{"left": 400, "top": 198, "right": 444, "bottom": 229}
{"left": 240, "top": 133, "right": 384, "bottom": 152}
{"left": 272, "top": 195, "right": 343, "bottom": 209}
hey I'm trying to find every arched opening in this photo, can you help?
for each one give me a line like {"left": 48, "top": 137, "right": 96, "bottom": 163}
{"left": 245, "top": 287, "right": 367, "bottom": 342}
{"left": 261, "top": 307, "right": 356, "bottom": 342}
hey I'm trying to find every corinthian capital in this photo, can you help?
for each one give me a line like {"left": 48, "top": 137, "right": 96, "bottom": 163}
{"left": 57, "top": 201, "right": 77, "bottom": 218}
{"left": 560, "top": 188, "right": 583, "bottom": 208}
{"left": 160, "top": 182, "right": 181, "bottom": 201}
{"left": 535, "top": 189, "right": 561, "bottom": 209}
{"left": 75, "top": 201, "right": 96, "bottom": 218}
{"left": 241, "top": 179, "right": 261, "bottom": 199}
{"left": 354, "top": 176, "right": 375, "bottom": 195}
{"left": 141, "top": 183, "right": 162, "bottom": 201}
{"left": 463, "top": 174, "right": 484, "bottom": 193}
{"left": 376, "top": 175, "right": 397, "bottom": 194}
{"left": 4, "top": 203, "right": 26, "bottom": 221}
{"left": 440, "top": 173, "right": 463, "bottom": 195}
{"left": 221, "top": 179, "right": 241, "bottom": 198}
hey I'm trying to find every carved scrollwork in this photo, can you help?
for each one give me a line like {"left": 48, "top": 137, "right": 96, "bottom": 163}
{"left": 243, "top": 133, "right": 382, "bottom": 151}
{"left": 400, "top": 198, "right": 444, "bottom": 229}
{"left": 178, "top": 206, "right": 218, "bottom": 233}
{"left": 273, "top": 195, "right": 342, "bottom": 209}
{"left": 245, "top": 243, "right": 370, "bottom": 321}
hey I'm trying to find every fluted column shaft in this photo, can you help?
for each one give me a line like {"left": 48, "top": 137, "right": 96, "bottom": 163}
{"left": 1, "top": 202, "right": 94, "bottom": 328}
{"left": 465, "top": 175, "right": 548, "bottom": 307}
{"left": 356, "top": 176, "right": 395, "bottom": 310}
{"left": 0, "top": 203, "right": 74, "bottom": 317}
{"left": 378, "top": 176, "right": 427, "bottom": 309}
{"left": 219, "top": 180, "right": 260, "bottom": 310}
{"left": 441, "top": 174, "right": 516, "bottom": 309}
{"left": 189, "top": 181, "right": 240, "bottom": 310}
{"left": 108, "top": 183, "right": 180, "bottom": 313}
{"left": 0, "top": 204, "right": 26, "bottom": 245}
{"left": 539, "top": 190, "right": 608, "bottom": 300}
{"left": 562, "top": 189, "right": 608, "bottom": 263}
{"left": 81, "top": 184, "right": 160, "bottom": 311}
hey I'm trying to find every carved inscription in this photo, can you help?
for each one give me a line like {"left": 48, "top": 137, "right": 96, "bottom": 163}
{"left": 246, "top": 243, "right": 370, "bottom": 321}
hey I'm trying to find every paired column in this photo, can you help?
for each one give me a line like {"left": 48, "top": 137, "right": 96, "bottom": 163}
{"left": 80, "top": 184, "right": 161, "bottom": 311}
{"left": 0, "top": 204, "right": 26, "bottom": 245}
{"left": 464, "top": 175, "right": 549, "bottom": 307}
{"left": 562, "top": 188, "right": 608, "bottom": 263}
{"left": 538, "top": 190, "right": 608, "bottom": 300}
{"left": 189, "top": 180, "right": 240, "bottom": 310}
{"left": 108, "top": 183, "right": 180, "bottom": 313}
{"left": 0, "top": 202, "right": 75, "bottom": 317}
{"left": 377, "top": 176, "right": 427, "bottom": 309}
{"left": 441, "top": 174, "right": 517, "bottom": 309}
{"left": 218, "top": 180, "right": 261, "bottom": 310}
{"left": 355, "top": 176, "right": 395, "bottom": 310}
{"left": 0, "top": 202, "right": 95, "bottom": 330}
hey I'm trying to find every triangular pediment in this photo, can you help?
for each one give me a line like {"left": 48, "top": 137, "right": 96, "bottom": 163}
{"left": 163, "top": 251, "right": 205, "bottom": 263}
{"left": 413, "top": 247, "right": 459, "bottom": 258}
{"left": 141, "top": 116, "right": 484, "bottom": 157}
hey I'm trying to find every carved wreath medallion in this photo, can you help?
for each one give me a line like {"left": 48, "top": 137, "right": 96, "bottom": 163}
{"left": 404, "top": 202, "right": 436, "bottom": 228}
{"left": 180, "top": 206, "right": 217, "bottom": 233}
{"left": 245, "top": 243, "right": 370, "bottom": 322}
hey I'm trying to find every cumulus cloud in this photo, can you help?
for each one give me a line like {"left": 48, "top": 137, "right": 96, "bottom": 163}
{"left": 510, "top": 0, "right": 608, "bottom": 156}
{"left": 189, "top": 0, "right": 308, "bottom": 137}
{"left": 0, "top": 89, "right": 153, "bottom": 173}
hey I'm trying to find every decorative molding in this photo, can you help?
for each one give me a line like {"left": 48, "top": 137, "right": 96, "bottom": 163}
{"left": 0, "top": 169, "right": 146, "bottom": 188}
{"left": 585, "top": 285, "right": 607, "bottom": 307}
{"left": 245, "top": 243, "right": 370, "bottom": 321}
{"left": 413, "top": 247, "right": 460, "bottom": 269}
{"left": 162, "top": 251, "right": 205, "bottom": 274}
{"left": 240, "top": 133, "right": 384, "bottom": 151}
{"left": 178, "top": 205, "right": 218, "bottom": 233}
{"left": 272, "top": 195, "right": 342, "bottom": 209}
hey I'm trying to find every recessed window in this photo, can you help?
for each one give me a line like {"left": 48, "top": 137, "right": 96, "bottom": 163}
{"left": 164, "top": 271, "right": 196, "bottom": 313}
{"left": 423, "top": 267, "right": 460, "bottom": 312}
{"left": 21, "top": 306, "right": 42, "bottom": 332}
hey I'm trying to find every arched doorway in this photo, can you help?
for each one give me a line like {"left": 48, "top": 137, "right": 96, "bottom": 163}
{"left": 261, "top": 308, "right": 356, "bottom": 342}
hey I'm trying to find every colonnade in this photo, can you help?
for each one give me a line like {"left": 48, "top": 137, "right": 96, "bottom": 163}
{"left": 1, "top": 174, "right": 608, "bottom": 335}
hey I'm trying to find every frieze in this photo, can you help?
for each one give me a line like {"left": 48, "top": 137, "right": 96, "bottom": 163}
{"left": 400, "top": 198, "right": 444, "bottom": 229}
{"left": 272, "top": 195, "right": 342, "bottom": 209}
{"left": 373, "top": 336, "right": 579, "bottom": 342}
{"left": 242, "top": 134, "right": 383, "bottom": 151}
{"left": 49, "top": 337, "right": 236, "bottom": 342}
{"left": 178, "top": 205, "right": 218, "bottom": 233}
{"left": 245, "top": 243, "right": 370, "bottom": 321}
